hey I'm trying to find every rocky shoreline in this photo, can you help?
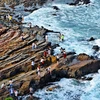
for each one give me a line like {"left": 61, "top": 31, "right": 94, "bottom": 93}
{"left": 0, "top": 0, "right": 100, "bottom": 100}
{"left": 0, "top": 19, "right": 100, "bottom": 99}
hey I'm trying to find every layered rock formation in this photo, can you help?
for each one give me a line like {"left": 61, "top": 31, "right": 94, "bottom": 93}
{"left": 0, "top": 22, "right": 100, "bottom": 99}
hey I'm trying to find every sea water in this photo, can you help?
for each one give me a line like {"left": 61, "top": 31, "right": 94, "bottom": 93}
{"left": 32, "top": 70, "right": 100, "bottom": 100}
{"left": 23, "top": 0, "right": 100, "bottom": 99}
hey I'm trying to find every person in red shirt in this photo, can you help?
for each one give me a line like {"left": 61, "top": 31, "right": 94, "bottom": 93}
{"left": 44, "top": 49, "right": 48, "bottom": 57}
{"left": 63, "top": 51, "right": 67, "bottom": 59}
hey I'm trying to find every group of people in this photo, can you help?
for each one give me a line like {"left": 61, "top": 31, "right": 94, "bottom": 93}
{"left": 0, "top": 13, "right": 67, "bottom": 99}
{"left": 31, "top": 46, "right": 53, "bottom": 78}
{"left": 1, "top": 79, "right": 19, "bottom": 100}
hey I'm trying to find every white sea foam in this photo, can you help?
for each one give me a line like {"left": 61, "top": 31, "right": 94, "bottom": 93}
{"left": 32, "top": 71, "right": 100, "bottom": 100}
{"left": 24, "top": 1, "right": 100, "bottom": 57}
{"left": 33, "top": 78, "right": 87, "bottom": 100}
{"left": 81, "top": 70, "right": 100, "bottom": 100}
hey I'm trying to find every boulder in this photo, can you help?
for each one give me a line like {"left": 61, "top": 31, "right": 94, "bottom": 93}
{"left": 77, "top": 53, "right": 91, "bottom": 61}
{"left": 52, "top": 6, "right": 60, "bottom": 10}
{"left": 19, "top": 81, "right": 31, "bottom": 95}
{"left": 88, "top": 37, "right": 95, "bottom": 41}
{"left": 46, "top": 85, "right": 60, "bottom": 91}
{"left": 68, "top": 60, "right": 100, "bottom": 78}
{"left": 92, "top": 45, "right": 99, "bottom": 51}
{"left": 50, "top": 56, "right": 57, "bottom": 63}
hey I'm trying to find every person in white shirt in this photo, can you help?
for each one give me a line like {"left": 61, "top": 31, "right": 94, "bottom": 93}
{"left": 14, "top": 90, "right": 18, "bottom": 99}
{"left": 32, "top": 43, "right": 35, "bottom": 50}
{"left": 31, "top": 60, "right": 35, "bottom": 70}
{"left": 45, "top": 35, "right": 48, "bottom": 42}
{"left": 1, "top": 83, "right": 5, "bottom": 89}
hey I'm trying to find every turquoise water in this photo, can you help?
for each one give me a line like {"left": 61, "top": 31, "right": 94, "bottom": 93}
{"left": 24, "top": 0, "right": 100, "bottom": 56}
{"left": 23, "top": 0, "right": 100, "bottom": 99}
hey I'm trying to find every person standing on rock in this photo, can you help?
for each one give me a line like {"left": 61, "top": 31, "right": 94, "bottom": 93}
{"left": 63, "top": 51, "right": 67, "bottom": 59}
{"left": 44, "top": 49, "right": 48, "bottom": 57}
{"left": 1, "top": 83, "right": 5, "bottom": 89}
{"left": 36, "top": 64, "right": 41, "bottom": 78}
{"left": 28, "top": 22, "right": 32, "bottom": 29}
{"left": 61, "top": 34, "right": 64, "bottom": 41}
{"left": 58, "top": 33, "right": 61, "bottom": 41}
{"left": 56, "top": 54, "right": 59, "bottom": 64}
{"left": 8, "top": 14, "right": 12, "bottom": 25}
{"left": 63, "top": 51, "right": 67, "bottom": 64}
{"left": 20, "top": 34, "right": 24, "bottom": 41}
{"left": 46, "top": 66, "right": 51, "bottom": 75}
{"left": 28, "top": 22, "right": 33, "bottom": 34}
{"left": 45, "top": 34, "right": 48, "bottom": 42}
{"left": 9, "top": 87, "right": 15, "bottom": 98}
{"left": 48, "top": 47, "right": 52, "bottom": 56}
{"left": 31, "top": 60, "right": 35, "bottom": 70}
{"left": 32, "top": 42, "right": 35, "bottom": 50}
{"left": 29, "top": 87, "right": 33, "bottom": 95}
{"left": 9, "top": 79, "right": 13, "bottom": 88}
{"left": 40, "top": 57, "right": 45, "bottom": 67}
{"left": 14, "top": 89, "right": 19, "bottom": 100}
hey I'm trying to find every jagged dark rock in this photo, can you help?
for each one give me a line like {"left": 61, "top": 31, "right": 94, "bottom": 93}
{"left": 92, "top": 45, "right": 99, "bottom": 51}
{"left": 88, "top": 37, "right": 95, "bottom": 41}
{"left": 52, "top": 6, "right": 60, "bottom": 10}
